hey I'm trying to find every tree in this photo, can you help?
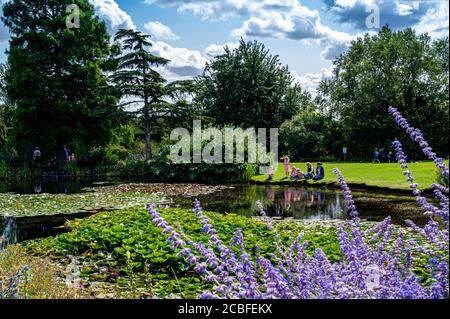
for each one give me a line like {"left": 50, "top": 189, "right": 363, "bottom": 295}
{"left": 2, "top": 0, "right": 120, "bottom": 166}
{"left": 111, "top": 29, "right": 168, "bottom": 160}
{"left": 279, "top": 112, "right": 341, "bottom": 161}
{"left": 196, "top": 39, "right": 309, "bottom": 129}
{"left": 111, "top": 29, "right": 199, "bottom": 160}
{"left": 319, "top": 27, "right": 449, "bottom": 159}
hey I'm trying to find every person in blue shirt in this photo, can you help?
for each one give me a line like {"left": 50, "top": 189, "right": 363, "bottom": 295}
{"left": 312, "top": 162, "right": 325, "bottom": 181}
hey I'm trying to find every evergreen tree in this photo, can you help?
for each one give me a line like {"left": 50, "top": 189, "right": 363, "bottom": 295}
{"left": 2, "top": 0, "right": 119, "bottom": 166}
{"left": 111, "top": 29, "right": 169, "bottom": 160}
{"left": 112, "top": 29, "right": 198, "bottom": 160}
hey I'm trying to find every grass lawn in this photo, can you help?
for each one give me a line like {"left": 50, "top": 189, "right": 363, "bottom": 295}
{"left": 251, "top": 161, "right": 447, "bottom": 190}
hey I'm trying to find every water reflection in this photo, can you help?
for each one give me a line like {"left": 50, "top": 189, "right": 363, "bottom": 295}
{"left": 177, "top": 185, "right": 348, "bottom": 221}
{"left": 263, "top": 187, "right": 347, "bottom": 220}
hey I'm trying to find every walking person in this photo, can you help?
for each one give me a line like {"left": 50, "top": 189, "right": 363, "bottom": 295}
{"left": 373, "top": 148, "right": 380, "bottom": 163}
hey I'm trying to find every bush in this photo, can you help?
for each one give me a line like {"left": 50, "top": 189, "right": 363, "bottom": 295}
{"left": 94, "top": 160, "right": 258, "bottom": 183}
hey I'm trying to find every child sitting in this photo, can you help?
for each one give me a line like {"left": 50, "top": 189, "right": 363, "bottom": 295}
{"left": 305, "top": 162, "right": 314, "bottom": 179}
{"left": 266, "top": 166, "right": 274, "bottom": 180}
{"left": 291, "top": 166, "right": 300, "bottom": 180}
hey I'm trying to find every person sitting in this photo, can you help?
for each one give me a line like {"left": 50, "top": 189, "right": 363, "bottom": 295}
{"left": 266, "top": 166, "right": 274, "bottom": 180}
{"left": 312, "top": 162, "right": 325, "bottom": 181}
{"left": 305, "top": 162, "right": 314, "bottom": 179}
{"left": 291, "top": 166, "right": 300, "bottom": 180}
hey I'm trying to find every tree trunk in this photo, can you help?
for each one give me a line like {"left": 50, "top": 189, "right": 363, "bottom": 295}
{"left": 56, "top": 142, "right": 66, "bottom": 175}
{"left": 144, "top": 109, "right": 152, "bottom": 161}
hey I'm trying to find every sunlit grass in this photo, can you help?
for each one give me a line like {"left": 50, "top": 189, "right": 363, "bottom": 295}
{"left": 252, "top": 161, "right": 448, "bottom": 190}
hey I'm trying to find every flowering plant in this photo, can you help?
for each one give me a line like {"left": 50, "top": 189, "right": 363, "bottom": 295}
{"left": 147, "top": 107, "right": 448, "bottom": 299}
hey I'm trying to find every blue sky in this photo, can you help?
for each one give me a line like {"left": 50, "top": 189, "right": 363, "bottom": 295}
{"left": 1, "top": 0, "right": 449, "bottom": 94}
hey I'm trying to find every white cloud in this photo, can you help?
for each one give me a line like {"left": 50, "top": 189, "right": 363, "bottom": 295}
{"left": 150, "top": 41, "right": 209, "bottom": 80}
{"left": 204, "top": 42, "right": 239, "bottom": 59}
{"left": 414, "top": 1, "right": 449, "bottom": 39}
{"left": 89, "top": 0, "right": 136, "bottom": 34}
{"left": 324, "top": 0, "right": 438, "bottom": 30}
{"left": 291, "top": 67, "right": 334, "bottom": 96}
{"left": 144, "top": 21, "right": 179, "bottom": 41}
{"left": 144, "top": 0, "right": 254, "bottom": 21}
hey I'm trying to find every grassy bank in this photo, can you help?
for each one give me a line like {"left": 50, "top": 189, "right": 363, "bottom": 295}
{"left": 252, "top": 161, "right": 447, "bottom": 190}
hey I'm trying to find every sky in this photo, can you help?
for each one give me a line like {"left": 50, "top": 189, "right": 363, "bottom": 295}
{"left": 0, "top": 0, "right": 449, "bottom": 95}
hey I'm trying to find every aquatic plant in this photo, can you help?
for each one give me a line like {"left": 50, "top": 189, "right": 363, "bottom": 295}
{"left": 147, "top": 107, "right": 448, "bottom": 299}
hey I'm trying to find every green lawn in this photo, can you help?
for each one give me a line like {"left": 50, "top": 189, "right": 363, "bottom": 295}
{"left": 252, "top": 161, "right": 447, "bottom": 190}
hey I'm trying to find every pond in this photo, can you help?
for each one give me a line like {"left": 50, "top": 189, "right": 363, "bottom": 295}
{"left": 0, "top": 179, "right": 424, "bottom": 248}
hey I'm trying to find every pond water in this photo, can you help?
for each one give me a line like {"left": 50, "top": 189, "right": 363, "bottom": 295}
{"left": 173, "top": 185, "right": 349, "bottom": 220}
{"left": 0, "top": 179, "right": 424, "bottom": 248}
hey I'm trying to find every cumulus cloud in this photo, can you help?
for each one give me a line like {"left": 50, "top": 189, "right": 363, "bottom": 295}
{"left": 89, "top": 0, "right": 136, "bottom": 34}
{"left": 144, "top": 21, "right": 179, "bottom": 41}
{"left": 291, "top": 67, "right": 334, "bottom": 96}
{"left": 150, "top": 41, "right": 209, "bottom": 80}
{"left": 413, "top": 1, "right": 449, "bottom": 39}
{"left": 144, "top": 0, "right": 254, "bottom": 21}
{"left": 323, "top": 0, "right": 437, "bottom": 30}
{"left": 204, "top": 42, "right": 239, "bottom": 59}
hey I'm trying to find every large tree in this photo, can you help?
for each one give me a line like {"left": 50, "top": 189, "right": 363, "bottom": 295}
{"left": 111, "top": 29, "right": 198, "bottom": 160}
{"left": 196, "top": 39, "right": 309, "bottom": 129}
{"left": 319, "top": 27, "right": 449, "bottom": 159}
{"left": 2, "top": 0, "right": 119, "bottom": 166}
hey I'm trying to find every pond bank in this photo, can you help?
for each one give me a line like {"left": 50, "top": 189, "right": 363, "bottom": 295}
{"left": 250, "top": 179, "right": 432, "bottom": 196}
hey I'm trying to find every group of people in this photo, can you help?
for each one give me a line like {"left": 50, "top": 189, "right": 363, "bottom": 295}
{"left": 373, "top": 147, "right": 394, "bottom": 163}
{"left": 266, "top": 156, "right": 325, "bottom": 181}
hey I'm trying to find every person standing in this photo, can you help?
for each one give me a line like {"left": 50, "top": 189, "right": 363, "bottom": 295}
{"left": 283, "top": 156, "right": 291, "bottom": 178}
{"left": 33, "top": 147, "right": 41, "bottom": 165}
{"left": 63, "top": 145, "right": 69, "bottom": 161}
{"left": 373, "top": 148, "right": 380, "bottom": 163}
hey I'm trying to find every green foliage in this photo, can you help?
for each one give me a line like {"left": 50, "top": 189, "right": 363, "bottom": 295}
{"left": 96, "top": 160, "right": 257, "bottom": 183}
{"left": 2, "top": 0, "right": 121, "bottom": 164}
{"left": 319, "top": 27, "right": 449, "bottom": 160}
{"left": 62, "top": 161, "right": 80, "bottom": 176}
{"left": 89, "top": 124, "right": 140, "bottom": 165}
{"left": 279, "top": 112, "right": 342, "bottom": 161}
{"left": 436, "top": 168, "right": 449, "bottom": 188}
{"left": 24, "top": 208, "right": 343, "bottom": 297}
{"left": 197, "top": 39, "right": 311, "bottom": 129}
{"left": 0, "top": 114, "right": 6, "bottom": 148}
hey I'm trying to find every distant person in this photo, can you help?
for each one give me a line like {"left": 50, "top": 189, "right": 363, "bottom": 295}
{"left": 68, "top": 153, "right": 76, "bottom": 161}
{"left": 373, "top": 148, "right": 380, "bottom": 163}
{"left": 305, "top": 162, "right": 314, "bottom": 179}
{"left": 312, "top": 162, "right": 325, "bottom": 181}
{"left": 266, "top": 166, "right": 274, "bottom": 181}
{"left": 388, "top": 151, "right": 393, "bottom": 163}
{"left": 283, "top": 156, "right": 291, "bottom": 178}
{"left": 291, "top": 166, "right": 299, "bottom": 180}
{"left": 63, "top": 145, "right": 69, "bottom": 161}
{"left": 33, "top": 147, "right": 41, "bottom": 164}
